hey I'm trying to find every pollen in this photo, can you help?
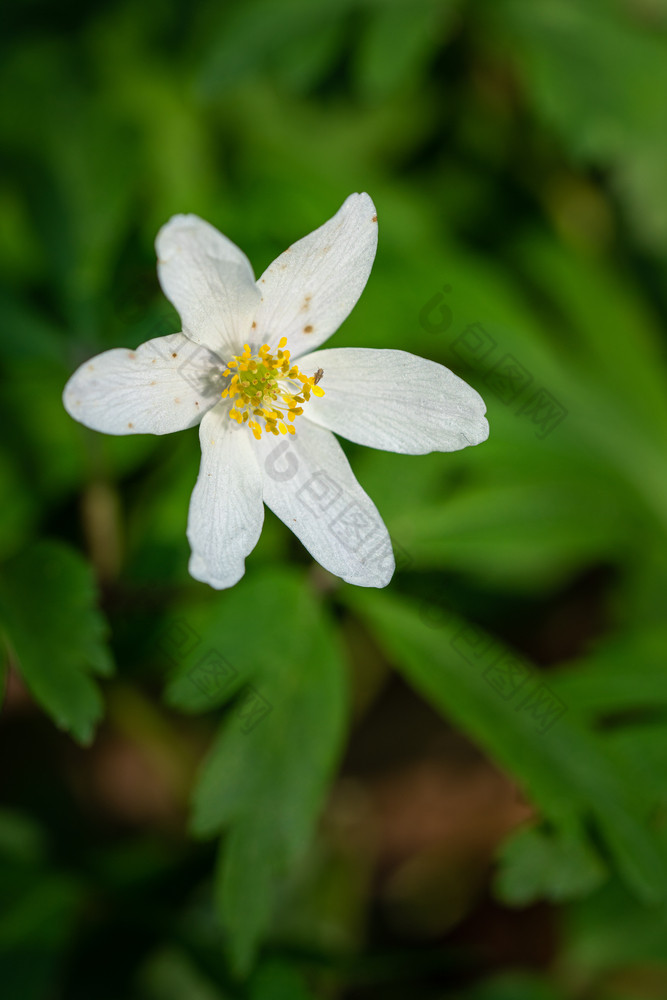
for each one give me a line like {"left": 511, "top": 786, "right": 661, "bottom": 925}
{"left": 221, "top": 339, "right": 325, "bottom": 439}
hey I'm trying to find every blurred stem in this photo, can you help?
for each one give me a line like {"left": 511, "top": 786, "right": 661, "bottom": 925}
{"left": 81, "top": 479, "right": 124, "bottom": 583}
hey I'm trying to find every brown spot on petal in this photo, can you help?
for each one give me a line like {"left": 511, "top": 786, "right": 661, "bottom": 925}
{"left": 150, "top": 381, "right": 156, "bottom": 385}
{"left": 300, "top": 294, "right": 311, "bottom": 312}
{"left": 172, "top": 352, "right": 178, "bottom": 358}
{"left": 174, "top": 398, "right": 180, "bottom": 404}
{"left": 372, "top": 214, "right": 377, "bottom": 222}
{"left": 88, "top": 364, "right": 95, "bottom": 371}
{"left": 303, "top": 325, "right": 313, "bottom": 333}
{"left": 128, "top": 422, "right": 134, "bottom": 428}
{"left": 251, "top": 321, "right": 257, "bottom": 329}
{"left": 128, "top": 352, "right": 136, "bottom": 359}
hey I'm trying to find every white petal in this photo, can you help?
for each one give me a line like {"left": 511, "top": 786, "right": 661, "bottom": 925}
{"left": 252, "top": 193, "right": 378, "bottom": 357}
{"left": 188, "top": 404, "right": 264, "bottom": 589}
{"left": 63, "top": 333, "right": 223, "bottom": 435}
{"left": 156, "top": 214, "right": 261, "bottom": 358}
{"left": 257, "top": 419, "right": 394, "bottom": 587}
{"left": 297, "top": 348, "right": 489, "bottom": 454}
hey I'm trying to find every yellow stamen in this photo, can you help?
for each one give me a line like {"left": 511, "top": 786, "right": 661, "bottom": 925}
{"left": 222, "top": 340, "right": 325, "bottom": 439}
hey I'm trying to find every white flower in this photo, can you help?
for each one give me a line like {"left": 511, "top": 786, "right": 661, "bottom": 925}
{"left": 63, "top": 193, "right": 488, "bottom": 589}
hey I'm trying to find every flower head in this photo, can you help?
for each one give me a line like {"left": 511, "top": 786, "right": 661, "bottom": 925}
{"left": 63, "top": 194, "right": 488, "bottom": 589}
{"left": 222, "top": 337, "right": 324, "bottom": 439}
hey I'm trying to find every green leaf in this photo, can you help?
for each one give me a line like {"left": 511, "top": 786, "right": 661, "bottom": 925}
{"left": 138, "top": 947, "right": 230, "bottom": 1000}
{"left": 0, "top": 287, "right": 66, "bottom": 364}
{"left": 0, "top": 810, "right": 47, "bottom": 866}
{"left": 179, "top": 569, "right": 347, "bottom": 975}
{"left": 355, "top": 0, "right": 458, "bottom": 101}
{"left": 196, "top": 0, "right": 353, "bottom": 96}
{"left": 494, "top": 822, "right": 608, "bottom": 906}
{"left": 467, "top": 972, "right": 566, "bottom": 1000}
{"left": 564, "top": 878, "right": 667, "bottom": 974}
{"left": 214, "top": 830, "right": 275, "bottom": 983}
{"left": 390, "top": 471, "right": 631, "bottom": 591}
{"left": 0, "top": 540, "right": 113, "bottom": 744}
{"left": 512, "top": 232, "right": 667, "bottom": 444}
{"left": 0, "top": 866, "right": 83, "bottom": 1000}
{"left": 550, "top": 626, "right": 667, "bottom": 721}
{"left": 345, "top": 588, "right": 667, "bottom": 904}
{"left": 0, "top": 447, "right": 38, "bottom": 563}
{"left": 249, "top": 958, "right": 316, "bottom": 1000}
{"left": 602, "top": 721, "right": 667, "bottom": 820}
{"left": 488, "top": 0, "right": 667, "bottom": 249}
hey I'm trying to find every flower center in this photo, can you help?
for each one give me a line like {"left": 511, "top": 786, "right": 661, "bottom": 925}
{"left": 221, "top": 338, "right": 324, "bottom": 440}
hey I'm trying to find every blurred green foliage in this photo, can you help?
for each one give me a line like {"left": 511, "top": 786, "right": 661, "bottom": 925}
{"left": 2, "top": 0, "right": 667, "bottom": 997}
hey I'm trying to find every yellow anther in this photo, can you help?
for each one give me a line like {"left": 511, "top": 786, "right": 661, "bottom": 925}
{"left": 222, "top": 340, "right": 324, "bottom": 438}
